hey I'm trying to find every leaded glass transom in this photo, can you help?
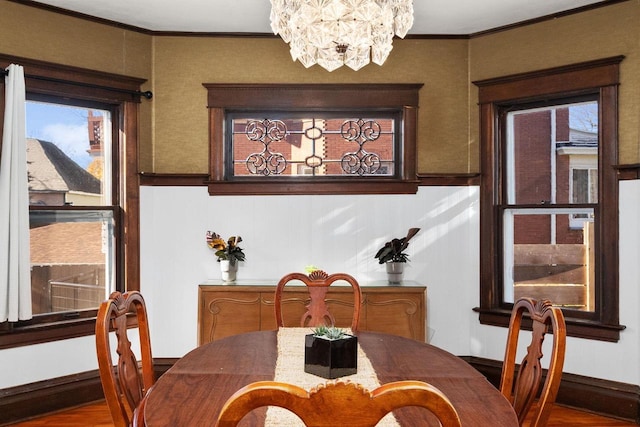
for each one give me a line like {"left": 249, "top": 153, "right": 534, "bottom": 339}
{"left": 228, "top": 114, "right": 398, "bottom": 178}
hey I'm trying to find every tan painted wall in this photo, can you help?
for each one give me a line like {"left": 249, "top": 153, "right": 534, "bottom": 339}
{"left": 150, "top": 36, "right": 469, "bottom": 173}
{"left": 0, "top": 1, "right": 153, "bottom": 169}
{"left": 2, "top": 1, "right": 638, "bottom": 173}
{"left": 469, "top": 0, "right": 640, "bottom": 166}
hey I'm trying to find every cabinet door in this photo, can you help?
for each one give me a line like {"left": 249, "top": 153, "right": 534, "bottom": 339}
{"left": 199, "top": 290, "right": 262, "bottom": 344}
{"left": 364, "top": 291, "right": 425, "bottom": 341}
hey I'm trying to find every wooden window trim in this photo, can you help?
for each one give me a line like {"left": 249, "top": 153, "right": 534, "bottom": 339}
{"left": 203, "top": 83, "right": 422, "bottom": 195}
{"left": 473, "top": 56, "right": 625, "bottom": 342}
{"left": 0, "top": 54, "right": 144, "bottom": 349}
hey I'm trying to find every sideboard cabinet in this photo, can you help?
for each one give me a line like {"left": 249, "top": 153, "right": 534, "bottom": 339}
{"left": 198, "top": 281, "right": 426, "bottom": 345}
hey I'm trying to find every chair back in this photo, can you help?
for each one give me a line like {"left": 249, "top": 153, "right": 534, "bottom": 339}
{"left": 96, "top": 291, "right": 155, "bottom": 427}
{"left": 274, "top": 270, "right": 362, "bottom": 331}
{"left": 500, "top": 297, "right": 566, "bottom": 426}
{"left": 215, "top": 380, "right": 462, "bottom": 427}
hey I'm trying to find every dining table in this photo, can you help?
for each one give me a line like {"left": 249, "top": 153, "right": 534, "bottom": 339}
{"left": 143, "top": 329, "right": 518, "bottom": 426}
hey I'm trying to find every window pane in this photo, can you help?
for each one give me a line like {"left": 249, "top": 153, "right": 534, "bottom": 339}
{"left": 503, "top": 209, "right": 594, "bottom": 311}
{"left": 589, "top": 169, "right": 598, "bottom": 202}
{"left": 29, "top": 210, "right": 115, "bottom": 315}
{"left": 26, "top": 100, "right": 115, "bottom": 317}
{"left": 26, "top": 101, "right": 112, "bottom": 206}
{"left": 230, "top": 116, "right": 396, "bottom": 177}
{"left": 572, "top": 169, "right": 589, "bottom": 203}
{"left": 506, "top": 102, "right": 598, "bottom": 206}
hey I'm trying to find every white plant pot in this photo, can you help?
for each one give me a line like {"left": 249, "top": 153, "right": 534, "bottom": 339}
{"left": 386, "top": 262, "right": 405, "bottom": 284}
{"left": 220, "top": 260, "right": 238, "bottom": 282}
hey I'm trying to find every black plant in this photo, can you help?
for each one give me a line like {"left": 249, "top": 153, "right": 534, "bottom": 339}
{"left": 374, "top": 227, "right": 421, "bottom": 264}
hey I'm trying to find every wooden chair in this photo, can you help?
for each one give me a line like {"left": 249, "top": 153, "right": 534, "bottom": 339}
{"left": 215, "top": 380, "right": 462, "bottom": 427}
{"left": 96, "top": 291, "right": 155, "bottom": 427}
{"left": 274, "top": 270, "right": 362, "bottom": 332}
{"left": 500, "top": 297, "right": 566, "bottom": 426}
{"left": 131, "top": 389, "right": 151, "bottom": 427}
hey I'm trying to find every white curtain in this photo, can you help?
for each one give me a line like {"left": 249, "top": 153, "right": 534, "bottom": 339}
{"left": 0, "top": 64, "right": 32, "bottom": 321}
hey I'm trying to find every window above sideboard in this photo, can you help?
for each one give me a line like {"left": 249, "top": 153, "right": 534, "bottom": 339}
{"left": 202, "top": 83, "right": 423, "bottom": 195}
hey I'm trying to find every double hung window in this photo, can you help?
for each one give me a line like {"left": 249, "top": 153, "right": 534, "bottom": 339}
{"left": 474, "top": 57, "right": 624, "bottom": 341}
{"left": 501, "top": 99, "right": 598, "bottom": 311}
{"left": 0, "top": 55, "right": 144, "bottom": 348}
{"left": 26, "top": 100, "right": 116, "bottom": 316}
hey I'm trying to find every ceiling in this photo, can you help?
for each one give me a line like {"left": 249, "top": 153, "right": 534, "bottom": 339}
{"left": 27, "top": 0, "right": 608, "bottom": 35}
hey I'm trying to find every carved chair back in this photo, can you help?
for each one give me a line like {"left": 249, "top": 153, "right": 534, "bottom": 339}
{"left": 500, "top": 297, "right": 566, "bottom": 426}
{"left": 274, "top": 270, "right": 362, "bottom": 332}
{"left": 96, "top": 291, "right": 155, "bottom": 427}
{"left": 215, "top": 380, "right": 462, "bottom": 427}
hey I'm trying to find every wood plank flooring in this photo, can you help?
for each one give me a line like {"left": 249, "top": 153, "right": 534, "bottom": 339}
{"left": 6, "top": 400, "right": 638, "bottom": 426}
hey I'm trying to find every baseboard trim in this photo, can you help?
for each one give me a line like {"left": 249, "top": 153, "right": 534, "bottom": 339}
{"left": 463, "top": 356, "right": 640, "bottom": 423}
{"left": 0, "top": 370, "right": 104, "bottom": 426}
{"left": 1, "top": 356, "right": 638, "bottom": 425}
{"left": 0, "top": 358, "right": 178, "bottom": 426}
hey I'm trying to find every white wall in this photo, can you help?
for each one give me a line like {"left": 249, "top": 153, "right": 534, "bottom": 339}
{"left": 138, "top": 186, "right": 481, "bottom": 358}
{"left": 0, "top": 336, "right": 96, "bottom": 388}
{"left": 0, "top": 183, "right": 638, "bottom": 389}
{"left": 471, "top": 180, "right": 640, "bottom": 384}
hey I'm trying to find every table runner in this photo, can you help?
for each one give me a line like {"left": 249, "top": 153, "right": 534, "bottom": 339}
{"left": 265, "top": 328, "right": 399, "bottom": 426}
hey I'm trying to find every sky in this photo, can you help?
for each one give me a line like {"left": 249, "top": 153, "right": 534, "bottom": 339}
{"left": 26, "top": 101, "right": 106, "bottom": 168}
{"left": 569, "top": 101, "right": 598, "bottom": 132}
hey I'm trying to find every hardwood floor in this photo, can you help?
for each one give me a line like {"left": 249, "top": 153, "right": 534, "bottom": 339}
{"left": 6, "top": 400, "right": 638, "bottom": 426}
{"left": 536, "top": 406, "right": 638, "bottom": 426}
{"left": 8, "top": 401, "right": 112, "bottom": 427}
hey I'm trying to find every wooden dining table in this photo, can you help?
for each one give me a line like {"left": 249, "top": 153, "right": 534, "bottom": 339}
{"left": 143, "top": 330, "right": 518, "bottom": 426}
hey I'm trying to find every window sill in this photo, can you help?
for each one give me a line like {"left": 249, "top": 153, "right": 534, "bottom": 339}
{"left": 473, "top": 307, "right": 625, "bottom": 342}
{"left": 207, "top": 179, "right": 419, "bottom": 196}
{"left": 0, "top": 317, "right": 96, "bottom": 349}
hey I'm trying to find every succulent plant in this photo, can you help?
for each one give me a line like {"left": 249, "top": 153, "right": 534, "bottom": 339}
{"left": 311, "top": 325, "right": 347, "bottom": 340}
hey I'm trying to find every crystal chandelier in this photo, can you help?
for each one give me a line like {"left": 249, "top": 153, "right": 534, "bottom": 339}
{"left": 270, "top": 0, "right": 414, "bottom": 72}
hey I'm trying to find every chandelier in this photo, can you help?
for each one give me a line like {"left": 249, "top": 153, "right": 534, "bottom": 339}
{"left": 270, "top": 0, "right": 414, "bottom": 72}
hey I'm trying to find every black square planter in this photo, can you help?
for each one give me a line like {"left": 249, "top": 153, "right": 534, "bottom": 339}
{"left": 304, "top": 333, "right": 357, "bottom": 379}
